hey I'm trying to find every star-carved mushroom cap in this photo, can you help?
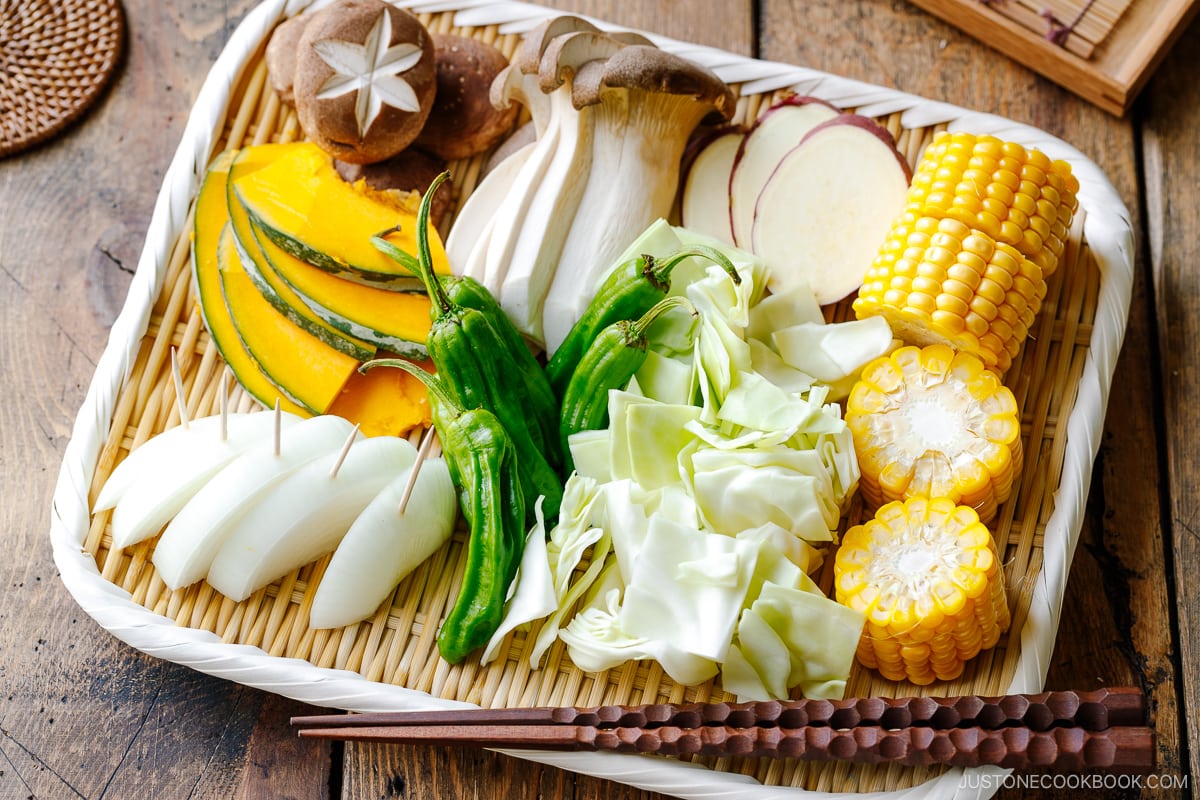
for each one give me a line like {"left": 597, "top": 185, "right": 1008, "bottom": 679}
{"left": 293, "top": 0, "right": 437, "bottom": 165}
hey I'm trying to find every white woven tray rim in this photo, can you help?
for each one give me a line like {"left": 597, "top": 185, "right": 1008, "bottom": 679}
{"left": 49, "top": 1, "right": 1135, "bottom": 798}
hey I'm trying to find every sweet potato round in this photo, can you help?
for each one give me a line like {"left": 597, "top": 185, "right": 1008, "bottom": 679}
{"left": 293, "top": 0, "right": 436, "bottom": 165}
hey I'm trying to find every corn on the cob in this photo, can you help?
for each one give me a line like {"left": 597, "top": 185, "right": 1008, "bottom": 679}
{"left": 853, "top": 214, "right": 1046, "bottom": 373}
{"left": 854, "top": 131, "right": 1077, "bottom": 373}
{"left": 845, "top": 344, "right": 1022, "bottom": 523}
{"left": 834, "top": 497, "right": 1010, "bottom": 685}
{"left": 903, "top": 131, "right": 1078, "bottom": 276}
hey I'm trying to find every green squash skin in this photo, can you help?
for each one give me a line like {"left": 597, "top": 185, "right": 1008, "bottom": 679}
{"left": 236, "top": 184, "right": 426, "bottom": 292}
{"left": 246, "top": 216, "right": 429, "bottom": 361}
{"left": 226, "top": 152, "right": 377, "bottom": 363}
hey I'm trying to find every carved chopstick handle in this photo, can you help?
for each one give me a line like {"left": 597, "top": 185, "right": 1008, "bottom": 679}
{"left": 580, "top": 723, "right": 1156, "bottom": 772}
{"left": 568, "top": 688, "right": 1145, "bottom": 732}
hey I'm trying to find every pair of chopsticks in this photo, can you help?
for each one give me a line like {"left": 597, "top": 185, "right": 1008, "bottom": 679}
{"left": 292, "top": 687, "right": 1154, "bottom": 772}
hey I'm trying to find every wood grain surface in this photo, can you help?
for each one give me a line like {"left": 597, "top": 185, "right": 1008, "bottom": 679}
{"left": 0, "top": 1, "right": 1192, "bottom": 799}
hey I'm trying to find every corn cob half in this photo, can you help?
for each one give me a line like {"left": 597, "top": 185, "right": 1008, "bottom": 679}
{"left": 846, "top": 344, "right": 1022, "bottom": 523}
{"left": 854, "top": 214, "right": 1046, "bottom": 373}
{"left": 854, "top": 131, "right": 1077, "bottom": 373}
{"left": 903, "top": 131, "right": 1078, "bottom": 276}
{"left": 834, "top": 497, "right": 1011, "bottom": 685}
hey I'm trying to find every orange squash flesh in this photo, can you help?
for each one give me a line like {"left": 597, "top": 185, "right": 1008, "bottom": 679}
{"left": 216, "top": 224, "right": 361, "bottom": 414}
{"left": 226, "top": 146, "right": 376, "bottom": 362}
{"left": 233, "top": 141, "right": 451, "bottom": 288}
{"left": 192, "top": 152, "right": 308, "bottom": 416}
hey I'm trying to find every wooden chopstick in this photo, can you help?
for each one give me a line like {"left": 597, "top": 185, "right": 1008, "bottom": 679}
{"left": 294, "top": 719, "right": 1154, "bottom": 771}
{"left": 291, "top": 688, "right": 1154, "bottom": 772}
{"left": 292, "top": 687, "right": 1145, "bottom": 731}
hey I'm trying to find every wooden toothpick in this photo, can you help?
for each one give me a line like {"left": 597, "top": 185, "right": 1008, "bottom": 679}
{"left": 329, "top": 424, "right": 361, "bottom": 478}
{"left": 170, "top": 347, "right": 190, "bottom": 429}
{"left": 273, "top": 399, "right": 282, "bottom": 457}
{"left": 398, "top": 426, "right": 437, "bottom": 515}
{"left": 219, "top": 368, "right": 230, "bottom": 442}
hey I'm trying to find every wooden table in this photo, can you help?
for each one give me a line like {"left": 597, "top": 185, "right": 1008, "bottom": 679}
{"left": 1, "top": 0, "right": 1194, "bottom": 797}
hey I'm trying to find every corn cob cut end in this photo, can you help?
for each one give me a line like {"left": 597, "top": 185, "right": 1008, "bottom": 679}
{"left": 834, "top": 497, "right": 1011, "bottom": 685}
{"left": 846, "top": 344, "right": 1023, "bottom": 523}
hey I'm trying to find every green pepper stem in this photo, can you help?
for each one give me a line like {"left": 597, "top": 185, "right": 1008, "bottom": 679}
{"left": 626, "top": 295, "right": 695, "bottom": 343}
{"left": 370, "top": 226, "right": 420, "bottom": 276}
{"left": 647, "top": 244, "right": 741, "bottom": 287}
{"left": 360, "top": 357, "right": 461, "bottom": 414}
{"left": 412, "top": 171, "right": 455, "bottom": 313}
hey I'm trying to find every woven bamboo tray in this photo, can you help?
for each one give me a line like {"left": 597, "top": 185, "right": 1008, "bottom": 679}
{"left": 49, "top": 1, "right": 1135, "bottom": 798}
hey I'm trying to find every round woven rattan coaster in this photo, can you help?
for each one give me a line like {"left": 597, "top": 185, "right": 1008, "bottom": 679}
{"left": 0, "top": 0, "right": 125, "bottom": 158}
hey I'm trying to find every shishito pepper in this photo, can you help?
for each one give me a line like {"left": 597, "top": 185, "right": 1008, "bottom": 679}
{"left": 364, "top": 358, "right": 525, "bottom": 664}
{"left": 372, "top": 227, "right": 561, "bottom": 471}
{"left": 545, "top": 245, "right": 739, "bottom": 398}
{"left": 559, "top": 296, "right": 695, "bottom": 470}
{"left": 396, "top": 172, "right": 563, "bottom": 519}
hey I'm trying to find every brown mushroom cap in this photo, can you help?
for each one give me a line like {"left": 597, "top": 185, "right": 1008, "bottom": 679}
{"left": 514, "top": 15, "right": 600, "bottom": 75}
{"left": 266, "top": 15, "right": 307, "bottom": 105}
{"left": 414, "top": 34, "right": 519, "bottom": 161}
{"left": 293, "top": 0, "right": 437, "bottom": 165}
{"left": 537, "top": 30, "right": 631, "bottom": 94}
{"left": 570, "top": 45, "right": 735, "bottom": 119}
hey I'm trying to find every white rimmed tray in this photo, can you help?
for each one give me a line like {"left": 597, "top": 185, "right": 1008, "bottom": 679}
{"left": 49, "top": 1, "right": 1135, "bottom": 798}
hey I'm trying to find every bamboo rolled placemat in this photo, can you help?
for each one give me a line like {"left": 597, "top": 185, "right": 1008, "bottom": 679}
{"left": 49, "top": 0, "right": 1135, "bottom": 797}
{"left": 907, "top": 0, "right": 1199, "bottom": 116}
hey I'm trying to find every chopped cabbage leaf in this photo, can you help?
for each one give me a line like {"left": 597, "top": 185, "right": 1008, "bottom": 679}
{"left": 635, "top": 348, "right": 695, "bottom": 405}
{"left": 547, "top": 474, "right": 605, "bottom": 598}
{"left": 618, "top": 515, "right": 758, "bottom": 665}
{"left": 559, "top": 583, "right": 652, "bottom": 675}
{"left": 607, "top": 390, "right": 659, "bottom": 481}
{"left": 748, "top": 339, "right": 816, "bottom": 395}
{"left": 567, "top": 430, "right": 612, "bottom": 483}
{"left": 531, "top": 530, "right": 611, "bottom": 667}
{"left": 691, "top": 446, "right": 839, "bottom": 541}
{"left": 674, "top": 227, "right": 768, "bottom": 310}
{"left": 624, "top": 401, "right": 702, "bottom": 490}
{"left": 481, "top": 498, "right": 556, "bottom": 664}
{"left": 815, "top": 425, "right": 861, "bottom": 510}
{"left": 772, "top": 316, "right": 895, "bottom": 385}
{"left": 602, "top": 479, "right": 652, "bottom": 584}
{"left": 636, "top": 483, "right": 701, "bottom": 528}
{"left": 746, "top": 282, "right": 824, "bottom": 343}
{"left": 717, "top": 371, "right": 826, "bottom": 433}
{"left": 723, "top": 582, "right": 866, "bottom": 701}
{"left": 737, "top": 521, "right": 822, "bottom": 595}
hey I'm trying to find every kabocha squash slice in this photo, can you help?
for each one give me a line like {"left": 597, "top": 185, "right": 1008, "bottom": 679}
{"left": 216, "top": 223, "right": 361, "bottom": 414}
{"left": 192, "top": 152, "right": 307, "bottom": 416}
{"left": 326, "top": 358, "right": 433, "bottom": 438}
{"left": 226, "top": 146, "right": 376, "bottom": 362}
{"left": 232, "top": 141, "right": 450, "bottom": 288}
{"left": 247, "top": 215, "right": 432, "bottom": 359}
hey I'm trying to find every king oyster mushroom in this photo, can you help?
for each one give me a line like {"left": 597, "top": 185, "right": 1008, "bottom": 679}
{"left": 445, "top": 16, "right": 633, "bottom": 287}
{"left": 489, "top": 29, "right": 658, "bottom": 341}
{"left": 538, "top": 43, "right": 735, "bottom": 352}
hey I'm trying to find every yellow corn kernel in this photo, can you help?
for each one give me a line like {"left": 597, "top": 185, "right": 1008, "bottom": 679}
{"left": 846, "top": 345, "right": 1023, "bottom": 522}
{"left": 854, "top": 216, "right": 1045, "bottom": 373}
{"left": 904, "top": 131, "right": 1078, "bottom": 274}
{"left": 834, "top": 497, "right": 1012, "bottom": 685}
